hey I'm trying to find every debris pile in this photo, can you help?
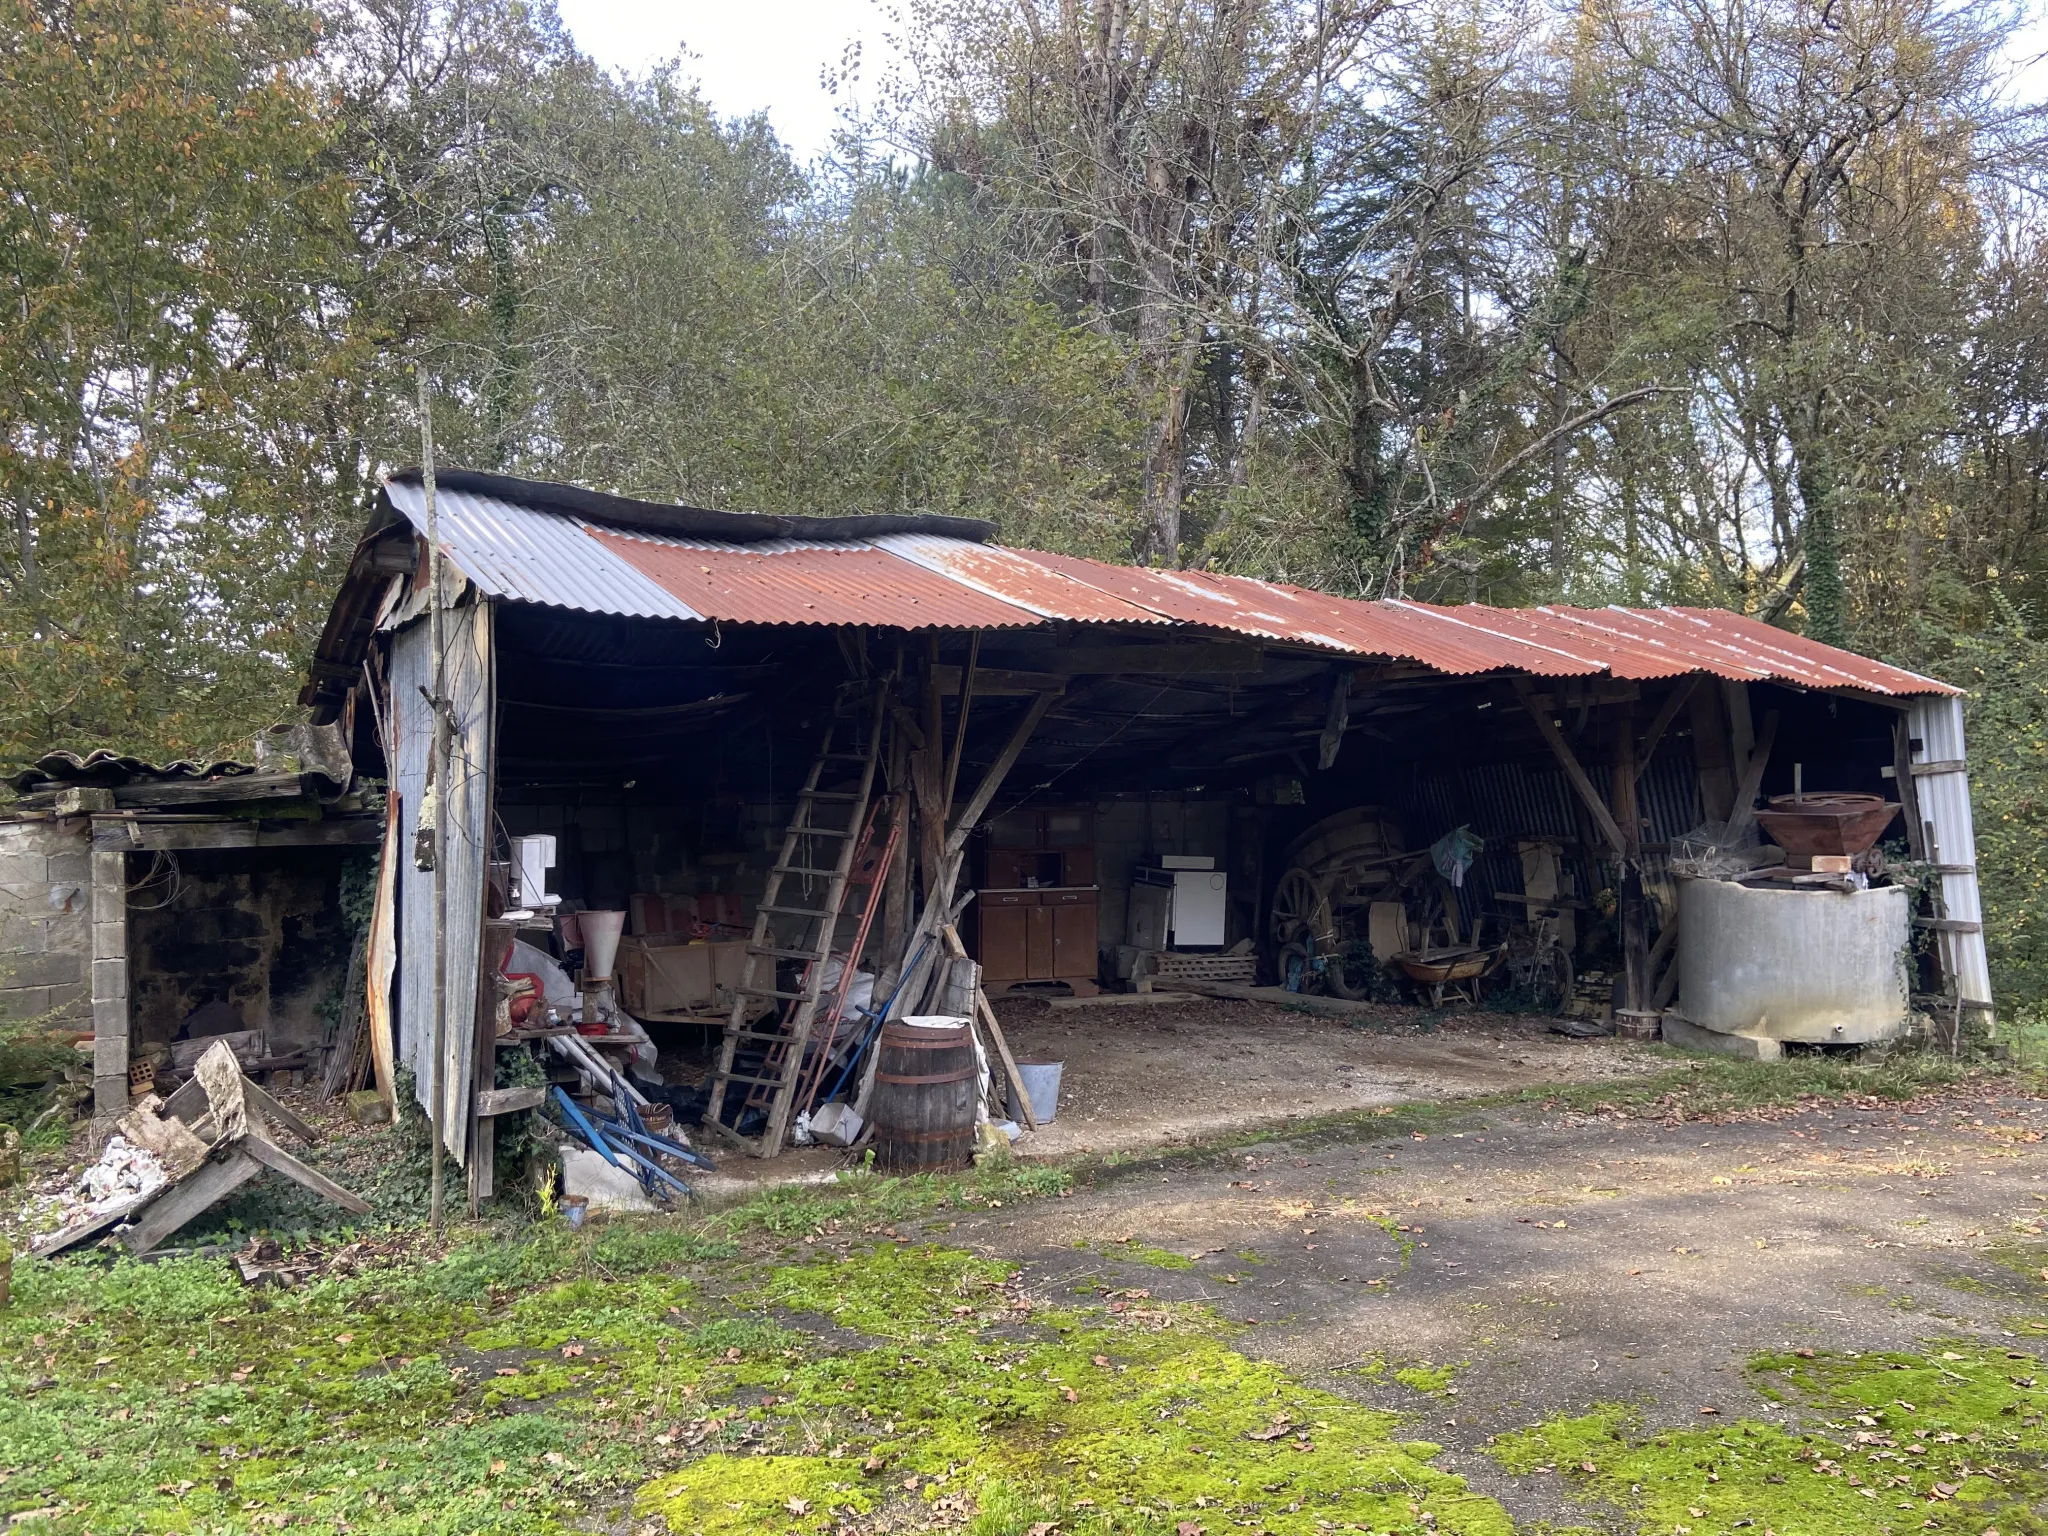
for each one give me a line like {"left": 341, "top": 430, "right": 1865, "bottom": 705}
{"left": 75, "top": 1135, "right": 168, "bottom": 1216}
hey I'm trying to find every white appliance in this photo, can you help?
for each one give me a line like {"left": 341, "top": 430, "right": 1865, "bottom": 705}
{"left": 511, "top": 834, "right": 560, "bottom": 910}
{"left": 1133, "top": 863, "right": 1229, "bottom": 948}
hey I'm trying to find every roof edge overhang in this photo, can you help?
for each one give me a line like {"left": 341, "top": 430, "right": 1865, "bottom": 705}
{"left": 383, "top": 469, "right": 999, "bottom": 546}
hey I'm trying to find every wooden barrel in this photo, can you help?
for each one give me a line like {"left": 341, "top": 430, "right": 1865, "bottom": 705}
{"left": 869, "top": 1018, "right": 977, "bottom": 1174}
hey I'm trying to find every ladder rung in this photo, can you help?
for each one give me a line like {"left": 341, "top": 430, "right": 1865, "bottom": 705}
{"left": 751, "top": 945, "right": 825, "bottom": 961}
{"left": 760, "top": 904, "right": 831, "bottom": 918}
{"left": 733, "top": 1029, "right": 795, "bottom": 1044}
{"left": 800, "top": 790, "right": 861, "bottom": 802}
{"left": 718, "top": 1073, "right": 791, "bottom": 1090}
{"left": 737, "top": 985, "right": 808, "bottom": 1000}
{"left": 784, "top": 826, "right": 857, "bottom": 839}
{"left": 823, "top": 752, "right": 870, "bottom": 761}
{"left": 771, "top": 865, "right": 841, "bottom": 878}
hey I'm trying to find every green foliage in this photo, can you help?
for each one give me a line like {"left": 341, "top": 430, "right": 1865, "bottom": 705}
{"left": 1930, "top": 615, "right": 2048, "bottom": 1008}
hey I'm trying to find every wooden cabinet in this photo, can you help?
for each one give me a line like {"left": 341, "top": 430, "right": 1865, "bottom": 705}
{"left": 974, "top": 886, "right": 1099, "bottom": 995}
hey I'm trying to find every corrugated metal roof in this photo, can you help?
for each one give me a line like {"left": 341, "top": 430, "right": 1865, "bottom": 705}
{"left": 592, "top": 529, "right": 1044, "bottom": 629}
{"left": 377, "top": 476, "right": 1956, "bottom": 697}
{"left": 384, "top": 481, "right": 702, "bottom": 621}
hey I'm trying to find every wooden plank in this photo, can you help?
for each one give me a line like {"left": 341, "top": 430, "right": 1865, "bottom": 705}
{"left": 112, "top": 772, "right": 311, "bottom": 808}
{"left": 32, "top": 1199, "right": 146, "bottom": 1257}
{"left": 1511, "top": 678, "right": 1629, "bottom": 857}
{"left": 92, "top": 816, "right": 382, "bottom": 852}
{"left": 243, "top": 1079, "right": 318, "bottom": 1145}
{"left": 240, "top": 1134, "right": 373, "bottom": 1214}
{"left": 1893, "top": 717, "right": 1928, "bottom": 860}
{"left": 1915, "top": 917, "right": 1983, "bottom": 933}
{"left": 475, "top": 1084, "right": 546, "bottom": 1116}
{"left": 931, "top": 664, "right": 1066, "bottom": 696}
{"left": 1045, "top": 642, "right": 1266, "bottom": 675}
{"left": 119, "top": 1151, "right": 264, "bottom": 1255}
{"left": 1909, "top": 759, "right": 1968, "bottom": 777}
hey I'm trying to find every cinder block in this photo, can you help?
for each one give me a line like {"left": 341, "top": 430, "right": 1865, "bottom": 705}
{"left": 93, "top": 1074, "right": 130, "bottom": 1116}
{"left": 45, "top": 851, "right": 88, "bottom": 884}
{"left": 6, "top": 951, "right": 81, "bottom": 988}
{"left": 0, "top": 985, "right": 53, "bottom": 1019}
{"left": 90, "top": 955, "right": 127, "bottom": 999}
{"left": 91, "top": 993, "right": 128, "bottom": 1036}
{"left": 93, "top": 1032, "right": 129, "bottom": 1075}
{"left": 92, "top": 919, "right": 126, "bottom": 959}
{"left": 44, "top": 982, "right": 87, "bottom": 1021}
{"left": 0, "top": 916, "right": 47, "bottom": 953}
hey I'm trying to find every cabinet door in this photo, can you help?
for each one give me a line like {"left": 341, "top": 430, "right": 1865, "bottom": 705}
{"left": 1052, "top": 900, "right": 1096, "bottom": 979}
{"left": 1026, "top": 905, "right": 1055, "bottom": 977}
{"left": 981, "top": 905, "right": 1030, "bottom": 982}
{"left": 1060, "top": 848, "right": 1095, "bottom": 886}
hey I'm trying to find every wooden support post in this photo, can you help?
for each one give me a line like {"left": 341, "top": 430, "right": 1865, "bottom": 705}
{"left": 1687, "top": 683, "right": 1737, "bottom": 822}
{"left": 1611, "top": 701, "right": 1650, "bottom": 1012}
{"left": 1722, "top": 710, "right": 1781, "bottom": 846}
{"left": 89, "top": 849, "right": 129, "bottom": 1130}
{"left": 1892, "top": 716, "right": 1928, "bottom": 860}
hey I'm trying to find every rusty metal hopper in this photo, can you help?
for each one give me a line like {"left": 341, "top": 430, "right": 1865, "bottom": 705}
{"left": 1753, "top": 793, "right": 1900, "bottom": 858}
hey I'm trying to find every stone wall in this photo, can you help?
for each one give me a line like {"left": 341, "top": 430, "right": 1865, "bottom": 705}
{"left": 0, "top": 816, "right": 92, "bottom": 1026}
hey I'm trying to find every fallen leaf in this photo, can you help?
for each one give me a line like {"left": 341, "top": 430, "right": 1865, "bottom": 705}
{"left": 1093, "top": 1355, "right": 1110, "bottom": 1368}
{"left": 786, "top": 1497, "right": 810, "bottom": 1515}
{"left": 494, "top": 1367, "right": 520, "bottom": 1377}
{"left": 489, "top": 1460, "right": 505, "bottom": 1475}
{"left": 561, "top": 1344, "right": 584, "bottom": 1358}
{"left": 1247, "top": 1421, "right": 1292, "bottom": 1441}
{"left": 1690, "top": 1508, "right": 1707, "bottom": 1518}
{"left": 1063, "top": 1387, "right": 1078, "bottom": 1403}
{"left": 1177, "top": 1524, "right": 1205, "bottom": 1536}
{"left": 1699, "top": 1406, "right": 1720, "bottom": 1416}
{"left": 333, "top": 1334, "right": 354, "bottom": 1345}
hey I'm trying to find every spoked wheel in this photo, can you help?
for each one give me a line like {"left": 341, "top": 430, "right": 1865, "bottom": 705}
{"left": 1529, "top": 947, "right": 1575, "bottom": 1016}
{"left": 1270, "top": 867, "right": 1332, "bottom": 947}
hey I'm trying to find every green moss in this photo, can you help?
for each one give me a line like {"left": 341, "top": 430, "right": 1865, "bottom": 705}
{"left": 1395, "top": 1361, "right": 1459, "bottom": 1394}
{"left": 638, "top": 1453, "right": 879, "bottom": 1534}
{"left": 1094, "top": 1238, "right": 1197, "bottom": 1270}
{"left": 1489, "top": 1343, "right": 2048, "bottom": 1536}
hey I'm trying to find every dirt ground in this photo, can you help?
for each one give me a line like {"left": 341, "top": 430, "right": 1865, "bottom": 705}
{"left": 941, "top": 1071, "right": 2048, "bottom": 1521}
{"left": 993, "top": 992, "right": 1662, "bottom": 1156}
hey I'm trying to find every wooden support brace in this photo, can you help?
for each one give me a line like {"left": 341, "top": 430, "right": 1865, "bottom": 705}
{"left": 241, "top": 1133, "right": 374, "bottom": 1215}
{"left": 1511, "top": 678, "right": 1629, "bottom": 857}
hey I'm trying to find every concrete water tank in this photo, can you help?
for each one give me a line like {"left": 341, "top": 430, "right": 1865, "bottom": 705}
{"left": 1675, "top": 878, "right": 1910, "bottom": 1044}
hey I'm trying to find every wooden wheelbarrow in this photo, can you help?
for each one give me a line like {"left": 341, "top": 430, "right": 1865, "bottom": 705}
{"left": 33, "top": 1039, "right": 370, "bottom": 1258}
{"left": 1392, "top": 943, "right": 1506, "bottom": 1008}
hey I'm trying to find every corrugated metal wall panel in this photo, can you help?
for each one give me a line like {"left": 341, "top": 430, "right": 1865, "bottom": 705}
{"left": 1908, "top": 695, "right": 1994, "bottom": 1010}
{"left": 390, "top": 601, "right": 493, "bottom": 1162}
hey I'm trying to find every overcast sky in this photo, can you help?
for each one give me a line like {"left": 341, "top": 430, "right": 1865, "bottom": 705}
{"left": 552, "top": 0, "right": 900, "bottom": 161}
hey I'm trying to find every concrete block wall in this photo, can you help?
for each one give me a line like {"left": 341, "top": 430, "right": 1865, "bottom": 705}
{"left": 0, "top": 816, "right": 92, "bottom": 1026}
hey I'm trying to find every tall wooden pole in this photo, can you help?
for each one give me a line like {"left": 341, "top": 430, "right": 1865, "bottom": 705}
{"left": 419, "top": 371, "right": 451, "bottom": 1233}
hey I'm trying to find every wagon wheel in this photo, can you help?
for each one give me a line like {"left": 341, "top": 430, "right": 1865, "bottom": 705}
{"left": 1270, "top": 867, "right": 1333, "bottom": 946}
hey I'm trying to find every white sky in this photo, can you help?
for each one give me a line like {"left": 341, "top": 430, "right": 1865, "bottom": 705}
{"left": 553, "top": 0, "right": 901, "bottom": 161}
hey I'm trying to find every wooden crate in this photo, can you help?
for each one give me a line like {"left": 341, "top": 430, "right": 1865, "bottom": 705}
{"left": 617, "top": 937, "right": 748, "bottom": 1016}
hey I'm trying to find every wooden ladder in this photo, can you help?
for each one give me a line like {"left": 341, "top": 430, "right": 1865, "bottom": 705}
{"left": 704, "top": 687, "right": 886, "bottom": 1155}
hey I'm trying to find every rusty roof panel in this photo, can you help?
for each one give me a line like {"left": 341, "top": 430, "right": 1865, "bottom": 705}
{"left": 591, "top": 530, "right": 1045, "bottom": 630}
{"left": 377, "top": 476, "right": 1956, "bottom": 695}
{"left": 874, "top": 535, "right": 1173, "bottom": 625}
